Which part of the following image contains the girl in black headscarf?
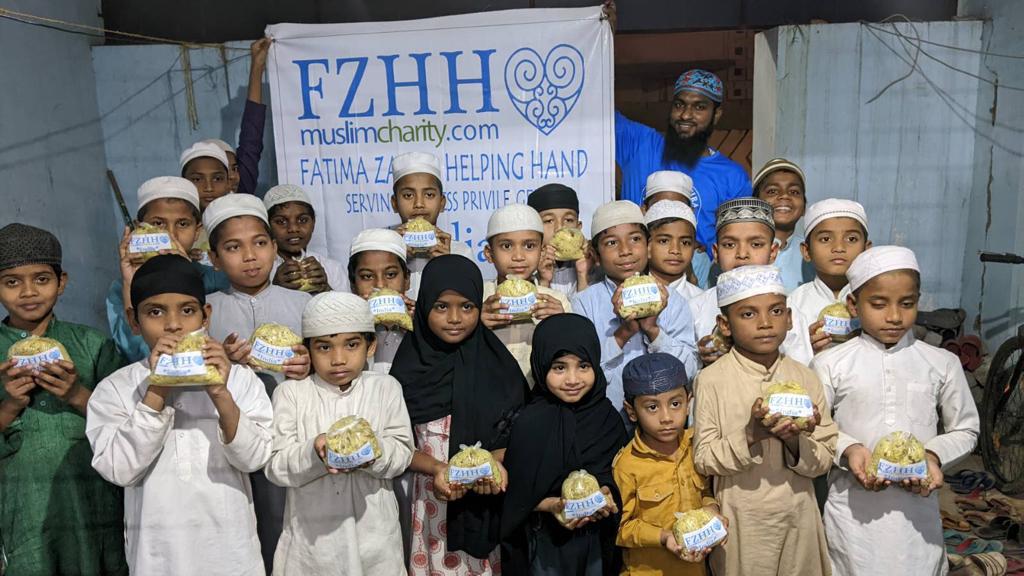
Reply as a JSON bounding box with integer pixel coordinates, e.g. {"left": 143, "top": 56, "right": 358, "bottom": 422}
{"left": 391, "top": 255, "right": 528, "bottom": 575}
{"left": 500, "top": 313, "right": 628, "bottom": 575}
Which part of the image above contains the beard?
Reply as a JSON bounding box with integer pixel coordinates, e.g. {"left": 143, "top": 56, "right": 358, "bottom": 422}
{"left": 662, "top": 121, "right": 713, "bottom": 169}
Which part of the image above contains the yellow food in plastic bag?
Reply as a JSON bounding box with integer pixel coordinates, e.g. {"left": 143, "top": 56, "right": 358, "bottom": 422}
{"left": 763, "top": 380, "right": 814, "bottom": 430}
{"left": 817, "top": 302, "right": 857, "bottom": 343}
{"left": 448, "top": 442, "right": 502, "bottom": 485}
{"left": 325, "top": 415, "right": 382, "bottom": 469}
{"left": 710, "top": 326, "right": 732, "bottom": 355}
{"left": 404, "top": 217, "right": 438, "bottom": 252}
{"left": 617, "top": 274, "right": 664, "bottom": 319}
{"left": 7, "top": 336, "right": 69, "bottom": 368}
{"left": 249, "top": 323, "right": 302, "bottom": 373}
{"left": 129, "top": 222, "right": 173, "bottom": 261}
{"left": 672, "top": 508, "right": 727, "bottom": 552}
{"left": 368, "top": 288, "right": 413, "bottom": 331}
{"left": 870, "top": 431, "right": 929, "bottom": 482}
{"left": 496, "top": 275, "right": 537, "bottom": 322}
{"left": 149, "top": 331, "right": 223, "bottom": 386}
{"left": 551, "top": 227, "right": 587, "bottom": 261}
{"left": 561, "top": 469, "right": 601, "bottom": 500}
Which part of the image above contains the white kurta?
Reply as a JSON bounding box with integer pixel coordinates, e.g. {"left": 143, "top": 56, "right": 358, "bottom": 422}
{"left": 86, "top": 362, "right": 273, "bottom": 576}
{"left": 265, "top": 372, "right": 414, "bottom": 576}
{"left": 670, "top": 276, "right": 704, "bottom": 302}
{"left": 788, "top": 277, "right": 852, "bottom": 328}
{"left": 690, "top": 284, "right": 815, "bottom": 366}
{"left": 811, "top": 332, "right": 980, "bottom": 576}
{"left": 272, "top": 250, "right": 351, "bottom": 294}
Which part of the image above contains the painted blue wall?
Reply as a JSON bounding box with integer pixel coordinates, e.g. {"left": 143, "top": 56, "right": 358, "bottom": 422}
{"left": 0, "top": 0, "right": 119, "bottom": 330}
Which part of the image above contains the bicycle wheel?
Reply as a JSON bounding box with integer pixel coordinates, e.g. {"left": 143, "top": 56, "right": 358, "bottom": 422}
{"left": 981, "top": 336, "right": 1024, "bottom": 491}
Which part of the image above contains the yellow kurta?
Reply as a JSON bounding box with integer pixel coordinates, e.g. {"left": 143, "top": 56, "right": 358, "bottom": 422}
{"left": 693, "top": 350, "right": 837, "bottom": 576}
{"left": 482, "top": 280, "right": 572, "bottom": 386}
{"left": 613, "top": 428, "right": 714, "bottom": 576}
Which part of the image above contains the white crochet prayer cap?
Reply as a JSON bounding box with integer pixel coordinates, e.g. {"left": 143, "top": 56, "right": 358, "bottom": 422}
{"left": 179, "top": 141, "right": 230, "bottom": 172}
{"left": 202, "top": 194, "right": 268, "bottom": 234}
{"left": 717, "top": 265, "right": 786, "bottom": 307}
{"left": 715, "top": 198, "right": 775, "bottom": 232}
{"left": 487, "top": 204, "right": 544, "bottom": 238}
{"left": 350, "top": 228, "right": 407, "bottom": 262}
{"left": 201, "top": 138, "right": 235, "bottom": 156}
{"left": 644, "top": 171, "right": 693, "bottom": 202}
{"left": 803, "top": 198, "right": 868, "bottom": 236}
{"left": 137, "top": 176, "right": 200, "bottom": 211}
{"left": 644, "top": 200, "right": 697, "bottom": 229}
{"left": 591, "top": 200, "right": 644, "bottom": 239}
{"left": 846, "top": 245, "right": 919, "bottom": 292}
{"left": 303, "top": 291, "right": 374, "bottom": 337}
{"left": 263, "top": 184, "right": 312, "bottom": 212}
{"left": 391, "top": 151, "right": 442, "bottom": 183}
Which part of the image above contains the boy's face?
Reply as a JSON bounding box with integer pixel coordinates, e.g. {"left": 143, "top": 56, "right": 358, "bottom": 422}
{"left": 849, "top": 270, "right": 919, "bottom": 346}
{"left": 643, "top": 191, "right": 691, "bottom": 210}
{"left": 538, "top": 208, "right": 580, "bottom": 244}
{"left": 0, "top": 264, "right": 66, "bottom": 328}
{"left": 713, "top": 221, "right": 777, "bottom": 273}
{"left": 427, "top": 290, "right": 480, "bottom": 345}
{"left": 209, "top": 216, "right": 277, "bottom": 292}
{"left": 801, "top": 218, "right": 870, "bottom": 279}
{"left": 269, "top": 202, "right": 315, "bottom": 257}
{"left": 484, "top": 231, "right": 543, "bottom": 280}
{"left": 309, "top": 333, "right": 376, "bottom": 389}
{"left": 391, "top": 173, "right": 445, "bottom": 225}
{"left": 141, "top": 198, "right": 200, "bottom": 254}
{"left": 595, "top": 223, "right": 648, "bottom": 282}
{"left": 545, "top": 353, "right": 595, "bottom": 404}
{"left": 719, "top": 293, "right": 791, "bottom": 358}
{"left": 756, "top": 170, "right": 805, "bottom": 231}
{"left": 226, "top": 151, "right": 239, "bottom": 192}
{"left": 648, "top": 220, "right": 696, "bottom": 280}
{"left": 183, "top": 158, "right": 230, "bottom": 209}
{"left": 352, "top": 251, "right": 409, "bottom": 297}
{"left": 129, "top": 293, "right": 210, "bottom": 348}
{"left": 625, "top": 387, "right": 689, "bottom": 446}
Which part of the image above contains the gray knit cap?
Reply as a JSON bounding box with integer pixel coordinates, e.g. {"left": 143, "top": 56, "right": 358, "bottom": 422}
{"left": 0, "top": 223, "right": 62, "bottom": 272}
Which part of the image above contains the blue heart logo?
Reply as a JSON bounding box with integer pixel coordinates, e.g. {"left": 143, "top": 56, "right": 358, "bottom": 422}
{"left": 504, "top": 44, "right": 585, "bottom": 136}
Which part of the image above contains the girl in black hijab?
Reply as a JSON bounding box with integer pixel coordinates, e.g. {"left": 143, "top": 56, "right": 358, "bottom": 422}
{"left": 391, "top": 255, "right": 528, "bottom": 574}
{"left": 500, "top": 313, "right": 628, "bottom": 575}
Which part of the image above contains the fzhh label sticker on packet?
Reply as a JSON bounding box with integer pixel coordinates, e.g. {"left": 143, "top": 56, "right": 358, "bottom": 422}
{"left": 250, "top": 338, "right": 295, "bottom": 367}
{"left": 500, "top": 293, "right": 537, "bottom": 315}
{"left": 327, "top": 441, "right": 377, "bottom": 469}
{"left": 154, "top": 351, "right": 207, "bottom": 378}
{"left": 621, "top": 284, "right": 661, "bottom": 308}
{"left": 563, "top": 491, "right": 607, "bottom": 519}
{"left": 12, "top": 347, "right": 64, "bottom": 368}
{"left": 766, "top": 393, "right": 815, "bottom": 418}
{"left": 404, "top": 230, "right": 437, "bottom": 249}
{"left": 369, "top": 295, "right": 407, "bottom": 316}
{"left": 682, "top": 517, "right": 728, "bottom": 552}
{"left": 876, "top": 458, "right": 928, "bottom": 481}
{"left": 448, "top": 462, "right": 493, "bottom": 484}
{"left": 129, "top": 233, "right": 173, "bottom": 254}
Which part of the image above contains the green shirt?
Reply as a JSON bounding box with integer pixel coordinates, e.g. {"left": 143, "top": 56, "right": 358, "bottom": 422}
{"left": 0, "top": 317, "right": 128, "bottom": 576}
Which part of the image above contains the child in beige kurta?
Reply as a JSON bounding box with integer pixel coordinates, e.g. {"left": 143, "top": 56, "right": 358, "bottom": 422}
{"left": 692, "top": 265, "right": 837, "bottom": 576}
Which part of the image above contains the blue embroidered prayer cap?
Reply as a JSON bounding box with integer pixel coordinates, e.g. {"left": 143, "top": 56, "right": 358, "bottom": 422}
{"left": 673, "top": 69, "right": 724, "bottom": 104}
{"left": 623, "top": 352, "right": 690, "bottom": 401}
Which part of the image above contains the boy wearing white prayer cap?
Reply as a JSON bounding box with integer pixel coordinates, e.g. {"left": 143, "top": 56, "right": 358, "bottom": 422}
{"left": 643, "top": 199, "right": 702, "bottom": 301}
{"left": 643, "top": 171, "right": 715, "bottom": 288}
{"left": 180, "top": 141, "right": 232, "bottom": 210}
{"left": 348, "top": 228, "right": 413, "bottom": 375}
{"left": 789, "top": 199, "right": 871, "bottom": 354}
{"left": 811, "top": 246, "right": 979, "bottom": 576}
{"left": 480, "top": 203, "right": 571, "bottom": 386}
{"left": 389, "top": 152, "right": 475, "bottom": 297}
{"left": 265, "top": 291, "right": 413, "bottom": 576}
{"left": 263, "top": 184, "right": 349, "bottom": 294}
{"left": 571, "top": 200, "right": 698, "bottom": 420}
{"left": 693, "top": 264, "right": 836, "bottom": 576}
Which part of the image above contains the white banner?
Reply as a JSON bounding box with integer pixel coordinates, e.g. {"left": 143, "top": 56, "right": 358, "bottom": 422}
{"left": 265, "top": 7, "right": 614, "bottom": 276}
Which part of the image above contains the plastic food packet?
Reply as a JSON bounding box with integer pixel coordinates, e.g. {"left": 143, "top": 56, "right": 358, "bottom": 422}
{"left": 369, "top": 288, "right": 413, "bottom": 331}
{"left": 551, "top": 227, "right": 587, "bottom": 261}
{"left": 325, "top": 415, "right": 382, "bottom": 469}
{"left": 149, "top": 330, "right": 223, "bottom": 386}
{"left": 763, "top": 381, "right": 815, "bottom": 430}
{"left": 616, "top": 274, "right": 664, "bottom": 319}
{"left": 870, "top": 431, "right": 929, "bottom": 482}
{"left": 288, "top": 256, "right": 318, "bottom": 293}
{"left": 403, "top": 217, "right": 437, "bottom": 252}
{"left": 495, "top": 275, "right": 537, "bottom": 322}
{"left": 560, "top": 469, "right": 607, "bottom": 520}
{"left": 128, "top": 222, "right": 173, "bottom": 261}
{"left": 7, "top": 336, "right": 69, "bottom": 369}
{"left": 249, "top": 323, "right": 302, "bottom": 373}
{"left": 672, "top": 508, "right": 728, "bottom": 552}
{"left": 817, "top": 302, "right": 859, "bottom": 343}
{"left": 192, "top": 228, "right": 212, "bottom": 266}
{"left": 709, "top": 326, "right": 732, "bottom": 355}
{"left": 448, "top": 441, "right": 502, "bottom": 485}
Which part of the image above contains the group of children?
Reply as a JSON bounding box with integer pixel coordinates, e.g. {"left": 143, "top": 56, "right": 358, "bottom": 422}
{"left": 0, "top": 138, "right": 980, "bottom": 576}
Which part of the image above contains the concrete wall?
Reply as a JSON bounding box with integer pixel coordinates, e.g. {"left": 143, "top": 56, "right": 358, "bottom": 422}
{"left": 0, "top": 0, "right": 118, "bottom": 330}
{"left": 958, "top": 0, "right": 1024, "bottom": 344}
{"left": 753, "top": 21, "right": 984, "bottom": 311}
